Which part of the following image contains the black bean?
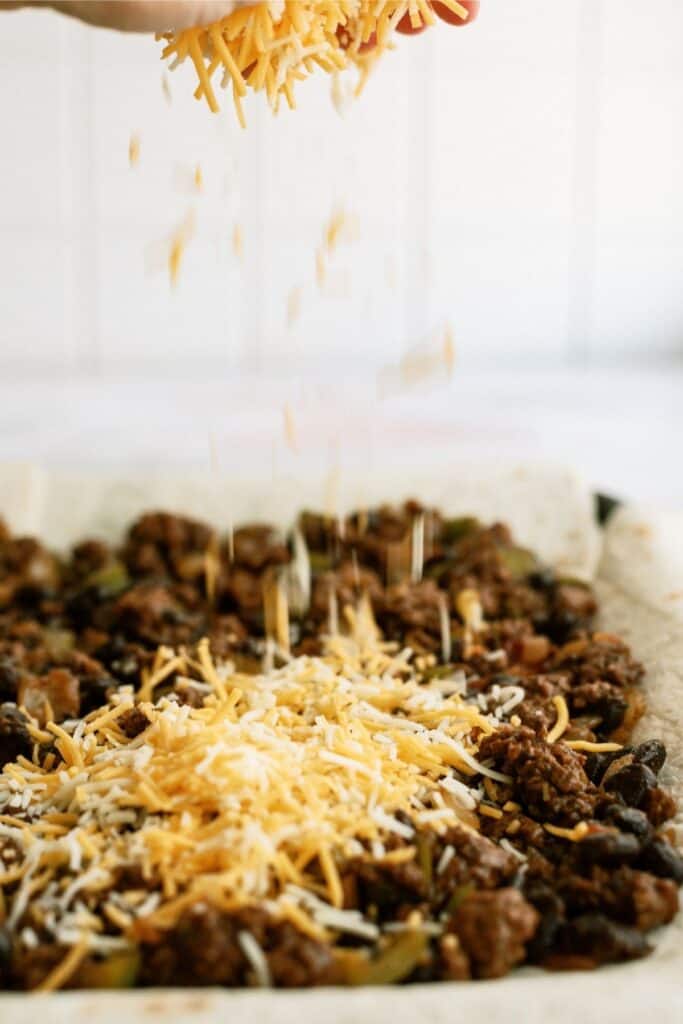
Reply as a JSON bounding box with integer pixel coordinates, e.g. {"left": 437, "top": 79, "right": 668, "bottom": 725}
{"left": 595, "top": 493, "right": 621, "bottom": 526}
{"left": 545, "top": 611, "right": 580, "bottom": 644}
{"left": 578, "top": 831, "right": 641, "bottom": 866}
{"left": 604, "top": 806, "right": 653, "bottom": 841}
{"left": 638, "top": 839, "right": 683, "bottom": 884}
{"left": 585, "top": 747, "right": 632, "bottom": 785}
{"left": 0, "top": 926, "right": 10, "bottom": 964}
{"left": 559, "top": 914, "right": 649, "bottom": 964}
{"left": 529, "top": 568, "right": 556, "bottom": 592}
{"left": 603, "top": 763, "right": 657, "bottom": 807}
{"left": 633, "top": 740, "right": 667, "bottom": 775}
{"left": 594, "top": 697, "right": 627, "bottom": 735}
{"left": 79, "top": 676, "right": 116, "bottom": 715}
{"left": 523, "top": 882, "right": 565, "bottom": 961}
{"left": 585, "top": 752, "right": 611, "bottom": 784}
{"left": 0, "top": 925, "right": 11, "bottom": 987}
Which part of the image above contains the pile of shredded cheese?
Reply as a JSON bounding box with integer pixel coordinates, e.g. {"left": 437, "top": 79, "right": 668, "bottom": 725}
{"left": 159, "top": 0, "right": 471, "bottom": 124}
{"left": 0, "top": 635, "right": 508, "bottom": 965}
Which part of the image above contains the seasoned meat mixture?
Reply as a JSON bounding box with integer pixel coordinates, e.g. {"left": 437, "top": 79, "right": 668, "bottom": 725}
{"left": 0, "top": 503, "right": 680, "bottom": 993}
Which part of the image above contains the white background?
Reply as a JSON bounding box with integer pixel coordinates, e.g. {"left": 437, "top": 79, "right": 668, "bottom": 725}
{"left": 0, "top": 1, "right": 681, "bottom": 503}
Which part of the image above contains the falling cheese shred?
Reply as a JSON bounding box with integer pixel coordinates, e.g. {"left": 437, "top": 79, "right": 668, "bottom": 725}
{"left": 159, "top": 1, "right": 470, "bottom": 122}
{"left": 128, "top": 133, "right": 141, "bottom": 168}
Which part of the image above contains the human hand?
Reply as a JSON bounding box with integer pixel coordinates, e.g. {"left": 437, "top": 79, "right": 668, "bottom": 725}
{"left": 3, "top": 1, "right": 480, "bottom": 34}
{"left": 397, "top": 0, "right": 480, "bottom": 34}
{"left": 1, "top": 1, "right": 238, "bottom": 32}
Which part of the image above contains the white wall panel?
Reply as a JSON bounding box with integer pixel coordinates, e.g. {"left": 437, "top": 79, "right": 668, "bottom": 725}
{"left": 430, "top": 1, "right": 580, "bottom": 364}
{"left": 591, "top": 0, "right": 683, "bottom": 359}
{"left": 0, "top": 1, "right": 682, "bottom": 374}
{"left": 0, "top": 235, "right": 69, "bottom": 366}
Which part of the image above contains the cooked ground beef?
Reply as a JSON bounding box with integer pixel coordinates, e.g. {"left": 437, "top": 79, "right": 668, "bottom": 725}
{"left": 435, "top": 828, "right": 519, "bottom": 893}
{"left": 478, "top": 726, "right": 602, "bottom": 826}
{"left": 139, "top": 905, "right": 334, "bottom": 988}
{"left": 117, "top": 705, "right": 150, "bottom": 739}
{"left": 447, "top": 888, "right": 539, "bottom": 979}
{"left": 0, "top": 503, "right": 679, "bottom": 991}
{"left": 122, "top": 512, "right": 213, "bottom": 582}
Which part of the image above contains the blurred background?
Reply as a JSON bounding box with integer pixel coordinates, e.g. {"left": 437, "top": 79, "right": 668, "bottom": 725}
{"left": 0, "top": 0, "right": 681, "bottom": 504}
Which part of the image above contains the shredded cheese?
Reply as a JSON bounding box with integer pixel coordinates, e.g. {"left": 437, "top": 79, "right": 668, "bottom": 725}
{"left": 168, "top": 210, "right": 196, "bottom": 289}
{"left": 546, "top": 695, "right": 570, "bottom": 745}
{"left": 159, "top": 2, "right": 470, "bottom": 122}
{"left": 544, "top": 821, "right": 590, "bottom": 842}
{"left": 238, "top": 929, "right": 272, "bottom": 987}
{"left": 0, "top": 635, "right": 502, "bottom": 972}
{"left": 232, "top": 223, "right": 244, "bottom": 261}
{"left": 128, "top": 134, "right": 140, "bottom": 168}
{"left": 34, "top": 934, "right": 90, "bottom": 993}
{"left": 565, "top": 740, "right": 623, "bottom": 753}
{"left": 286, "top": 286, "right": 302, "bottom": 327}
{"left": 377, "top": 323, "right": 457, "bottom": 397}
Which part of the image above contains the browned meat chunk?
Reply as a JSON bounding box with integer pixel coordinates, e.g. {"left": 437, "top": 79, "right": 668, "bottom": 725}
{"left": 0, "top": 536, "right": 60, "bottom": 609}
{"left": 479, "top": 726, "right": 600, "bottom": 825}
{"left": 232, "top": 525, "right": 289, "bottom": 573}
{"left": 298, "top": 511, "right": 340, "bottom": 553}
{"left": 0, "top": 704, "right": 32, "bottom": 768}
{"left": 642, "top": 786, "right": 677, "bottom": 826}
{"left": 554, "top": 582, "right": 597, "bottom": 617}
{"left": 309, "top": 562, "right": 383, "bottom": 625}
{"left": 123, "top": 512, "right": 213, "bottom": 580}
{"left": 629, "top": 870, "right": 680, "bottom": 930}
{"left": 140, "top": 904, "right": 248, "bottom": 987}
{"left": 267, "top": 921, "right": 335, "bottom": 987}
{"left": 569, "top": 680, "right": 628, "bottom": 735}
{"left": 376, "top": 579, "right": 445, "bottom": 649}
{"left": 112, "top": 584, "right": 199, "bottom": 647}
{"left": 435, "top": 827, "right": 519, "bottom": 893}
{"left": 18, "top": 667, "right": 80, "bottom": 724}
{"left": 552, "top": 635, "right": 644, "bottom": 692}
{"left": 139, "top": 904, "right": 333, "bottom": 988}
{"left": 118, "top": 706, "right": 151, "bottom": 739}
{"left": 350, "top": 850, "right": 427, "bottom": 916}
{"left": 448, "top": 888, "right": 539, "bottom": 979}
{"left": 6, "top": 944, "right": 65, "bottom": 991}
{"left": 438, "top": 933, "right": 471, "bottom": 980}
{"left": 206, "top": 614, "right": 249, "bottom": 659}
{"left": 224, "top": 569, "right": 266, "bottom": 625}
{"left": 556, "top": 863, "right": 676, "bottom": 928}
{"left": 67, "top": 539, "right": 112, "bottom": 581}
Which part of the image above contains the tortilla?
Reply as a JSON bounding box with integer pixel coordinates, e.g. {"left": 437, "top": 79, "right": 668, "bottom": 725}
{"left": 0, "top": 464, "right": 681, "bottom": 1023}
{"left": 1, "top": 462, "right": 601, "bottom": 576}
